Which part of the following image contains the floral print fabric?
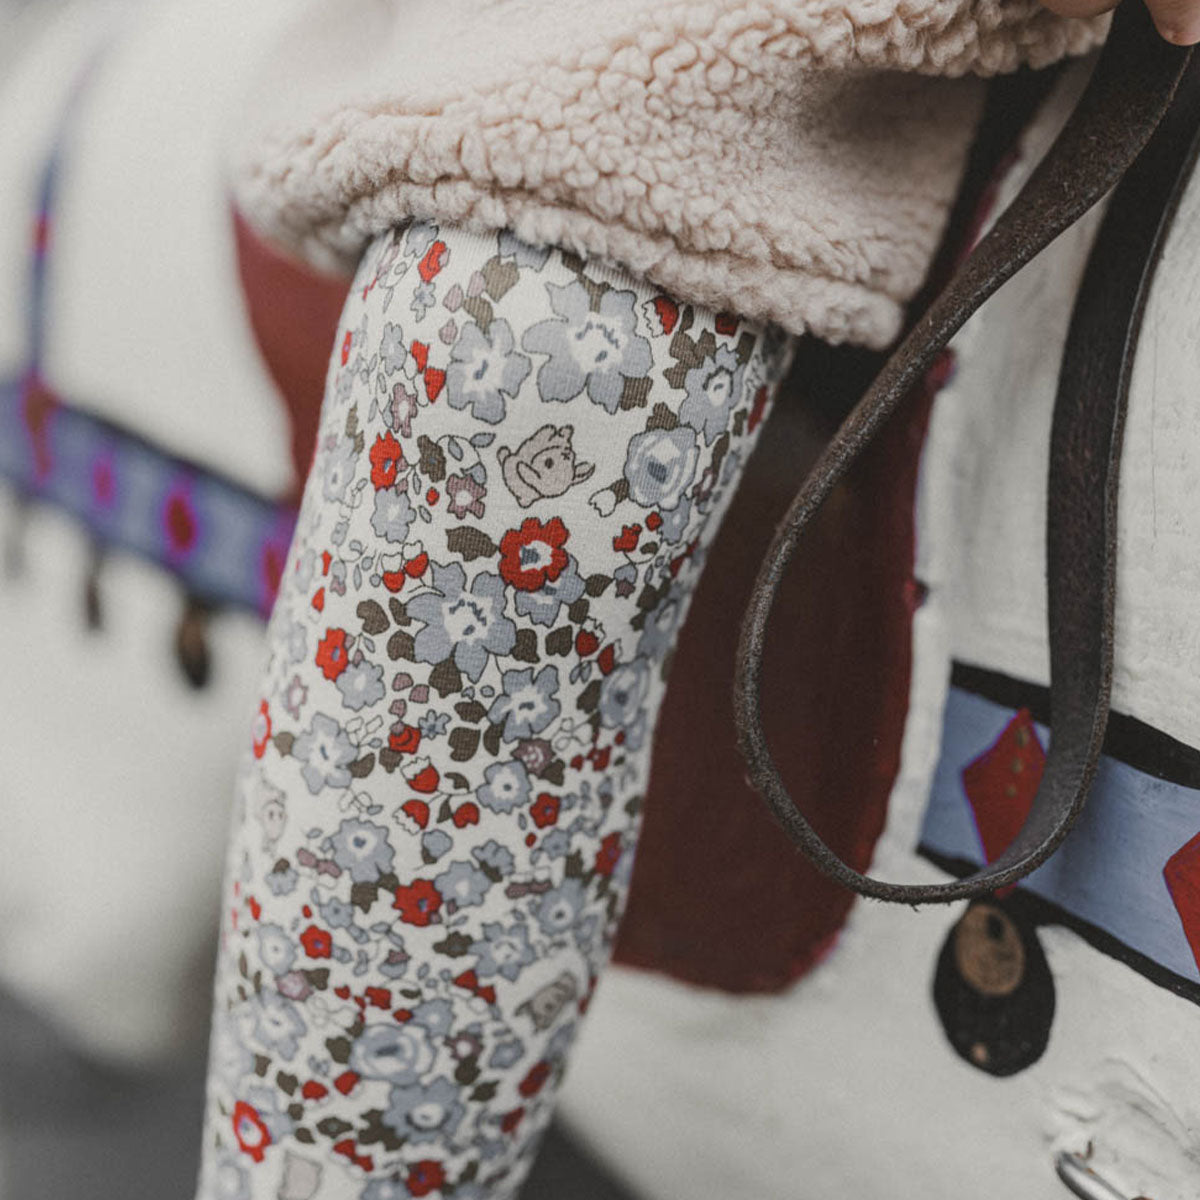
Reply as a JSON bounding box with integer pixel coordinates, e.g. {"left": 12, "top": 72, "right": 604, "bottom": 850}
{"left": 197, "top": 220, "right": 793, "bottom": 1200}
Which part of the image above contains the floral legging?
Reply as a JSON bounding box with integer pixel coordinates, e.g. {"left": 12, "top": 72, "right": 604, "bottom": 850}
{"left": 197, "top": 221, "right": 794, "bottom": 1200}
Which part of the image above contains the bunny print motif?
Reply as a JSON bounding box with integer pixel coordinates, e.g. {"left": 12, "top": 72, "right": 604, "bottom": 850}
{"left": 497, "top": 425, "right": 594, "bottom": 507}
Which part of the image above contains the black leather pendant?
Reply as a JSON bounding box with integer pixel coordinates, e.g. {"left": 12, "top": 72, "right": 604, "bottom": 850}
{"left": 932, "top": 898, "right": 1055, "bottom": 1077}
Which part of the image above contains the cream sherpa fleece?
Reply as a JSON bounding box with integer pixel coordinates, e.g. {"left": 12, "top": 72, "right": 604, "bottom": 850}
{"left": 229, "top": 0, "right": 1105, "bottom": 348}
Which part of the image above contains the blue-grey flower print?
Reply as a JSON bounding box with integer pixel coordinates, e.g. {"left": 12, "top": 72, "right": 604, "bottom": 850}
{"left": 622, "top": 426, "right": 699, "bottom": 511}
{"left": 446, "top": 320, "right": 530, "bottom": 425}
{"left": 407, "top": 563, "right": 516, "bottom": 682}
{"left": 328, "top": 818, "right": 395, "bottom": 882}
{"left": 680, "top": 344, "right": 744, "bottom": 445}
{"left": 522, "top": 281, "right": 652, "bottom": 413}
{"left": 476, "top": 760, "right": 532, "bottom": 815}
{"left": 487, "top": 666, "right": 561, "bottom": 742}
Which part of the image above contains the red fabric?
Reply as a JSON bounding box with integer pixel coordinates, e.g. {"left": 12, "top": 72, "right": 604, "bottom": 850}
{"left": 231, "top": 210, "right": 352, "bottom": 498}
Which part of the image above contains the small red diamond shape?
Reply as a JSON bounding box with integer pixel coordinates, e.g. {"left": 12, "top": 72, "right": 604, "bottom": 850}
{"left": 961, "top": 708, "right": 1047, "bottom": 863}
{"left": 1164, "top": 830, "right": 1200, "bottom": 974}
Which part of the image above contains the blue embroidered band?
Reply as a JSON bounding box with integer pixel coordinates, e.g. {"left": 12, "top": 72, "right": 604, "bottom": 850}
{"left": 0, "top": 40, "right": 297, "bottom": 617}
{"left": 919, "top": 663, "right": 1200, "bottom": 1007}
{"left": 0, "top": 374, "right": 296, "bottom": 616}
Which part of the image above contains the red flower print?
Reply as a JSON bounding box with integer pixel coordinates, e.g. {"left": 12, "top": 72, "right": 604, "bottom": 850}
{"left": 364, "top": 986, "right": 391, "bottom": 1009}
{"left": 340, "top": 330, "right": 352, "bottom": 366}
{"left": 315, "top": 627, "right": 349, "bottom": 680}
{"left": 530, "top": 792, "right": 560, "bottom": 828}
{"left": 424, "top": 367, "right": 445, "bottom": 402}
{"left": 301, "top": 1080, "right": 328, "bottom": 1100}
{"left": 418, "top": 240, "right": 448, "bottom": 282}
{"left": 594, "top": 832, "right": 622, "bottom": 876}
{"left": 612, "top": 523, "right": 641, "bottom": 553}
{"left": 369, "top": 431, "right": 405, "bottom": 489}
{"left": 252, "top": 700, "right": 271, "bottom": 759}
{"left": 400, "top": 799, "right": 430, "bottom": 829}
{"left": 402, "top": 755, "right": 440, "bottom": 793}
{"left": 393, "top": 879, "right": 442, "bottom": 926}
{"left": 389, "top": 723, "right": 422, "bottom": 754}
{"left": 300, "top": 924, "right": 333, "bottom": 959}
{"left": 518, "top": 1060, "right": 551, "bottom": 1097}
{"left": 498, "top": 517, "right": 569, "bottom": 592}
{"left": 232, "top": 1100, "right": 271, "bottom": 1163}
{"left": 453, "top": 968, "right": 496, "bottom": 1004}
{"left": 647, "top": 295, "right": 678, "bottom": 336}
{"left": 452, "top": 802, "right": 480, "bottom": 829}
{"left": 333, "top": 1138, "right": 374, "bottom": 1171}
{"left": 500, "top": 1107, "right": 525, "bottom": 1134}
{"left": 383, "top": 549, "right": 430, "bottom": 593}
{"left": 407, "top": 1160, "right": 446, "bottom": 1197}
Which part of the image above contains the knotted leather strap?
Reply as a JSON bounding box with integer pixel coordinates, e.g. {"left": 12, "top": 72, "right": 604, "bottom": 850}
{"left": 734, "top": 0, "right": 1199, "bottom": 903}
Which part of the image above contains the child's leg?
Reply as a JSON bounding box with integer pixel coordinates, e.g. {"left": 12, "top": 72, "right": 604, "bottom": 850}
{"left": 196, "top": 221, "right": 793, "bottom": 1200}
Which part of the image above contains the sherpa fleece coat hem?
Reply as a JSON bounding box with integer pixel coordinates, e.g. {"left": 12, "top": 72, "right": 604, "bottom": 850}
{"left": 228, "top": 0, "right": 1106, "bottom": 349}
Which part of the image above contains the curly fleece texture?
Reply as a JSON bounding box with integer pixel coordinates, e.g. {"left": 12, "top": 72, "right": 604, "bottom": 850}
{"left": 229, "top": 0, "right": 1106, "bottom": 348}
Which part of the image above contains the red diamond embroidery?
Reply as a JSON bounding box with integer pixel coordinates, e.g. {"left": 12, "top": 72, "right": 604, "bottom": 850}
{"left": 961, "top": 708, "right": 1046, "bottom": 863}
{"left": 1164, "top": 830, "right": 1200, "bottom": 974}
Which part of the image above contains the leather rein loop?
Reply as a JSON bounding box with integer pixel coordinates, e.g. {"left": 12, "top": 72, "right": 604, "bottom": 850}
{"left": 733, "top": 1, "right": 1197, "bottom": 904}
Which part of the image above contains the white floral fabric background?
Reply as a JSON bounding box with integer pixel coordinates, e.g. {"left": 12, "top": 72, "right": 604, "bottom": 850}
{"left": 198, "top": 220, "right": 793, "bottom": 1200}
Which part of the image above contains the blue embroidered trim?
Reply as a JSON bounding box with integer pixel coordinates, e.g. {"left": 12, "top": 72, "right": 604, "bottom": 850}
{"left": 0, "top": 38, "right": 297, "bottom": 617}
{"left": 919, "top": 666, "right": 1200, "bottom": 1005}
{"left": 0, "top": 374, "right": 296, "bottom": 615}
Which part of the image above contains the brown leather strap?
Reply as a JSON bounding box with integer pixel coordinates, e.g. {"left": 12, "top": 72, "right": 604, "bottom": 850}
{"left": 733, "top": 1, "right": 1198, "bottom": 904}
